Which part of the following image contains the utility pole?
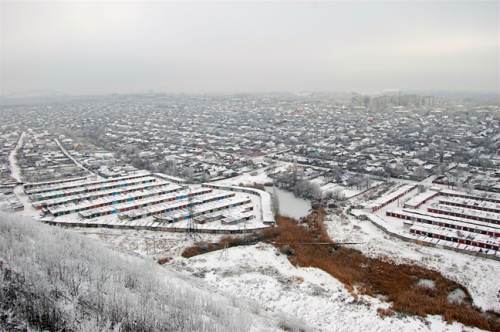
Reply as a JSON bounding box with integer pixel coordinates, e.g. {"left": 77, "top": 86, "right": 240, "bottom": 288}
{"left": 185, "top": 187, "right": 200, "bottom": 241}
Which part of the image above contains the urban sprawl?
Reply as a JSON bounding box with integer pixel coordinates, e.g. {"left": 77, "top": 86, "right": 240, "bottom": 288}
{"left": 0, "top": 92, "right": 499, "bottom": 258}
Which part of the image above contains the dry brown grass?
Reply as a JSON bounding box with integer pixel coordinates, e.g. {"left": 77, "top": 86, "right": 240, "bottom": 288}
{"left": 180, "top": 209, "right": 500, "bottom": 331}
{"left": 377, "top": 308, "right": 395, "bottom": 318}
{"left": 157, "top": 257, "right": 172, "bottom": 265}
{"left": 273, "top": 209, "right": 500, "bottom": 331}
{"left": 181, "top": 228, "right": 279, "bottom": 258}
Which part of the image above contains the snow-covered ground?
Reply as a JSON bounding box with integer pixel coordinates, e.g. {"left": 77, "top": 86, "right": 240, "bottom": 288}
{"left": 320, "top": 182, "right": 360, "bottom": 198}
{"left": 213, "top": 168, "right": 273, "bottom": 186}
{"left": 12, "top": 185, "right": 38, "bottom": 218}
{"left": 264, "top": 186, "right": 311, "bottom": 219}
{"left": 325, "top": 211, "right": 500, "bottom": 313}
{"left": 171, "top": 243, "right": 481, "bottom": 332}
{"left": 309, "top": 176, "right": 375, "bottom": 199}
{"left": 63, "top": 210, "right": 496, "bottom": 331}
{"left": 50, "top": 193, "right": 497, "bottom": 331}
{"left": 72, "top": 226, "right": 226, "bottom": 259}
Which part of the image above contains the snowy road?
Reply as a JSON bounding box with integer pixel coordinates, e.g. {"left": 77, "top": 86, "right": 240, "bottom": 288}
{"left": 13, "top": 185, "right": 38, "bottom": 218}
{"left": 8, "top": 132, "right": 24, "bottom": 182}
{"left": 7, "top": 132, "right": 38, "bottom": 217}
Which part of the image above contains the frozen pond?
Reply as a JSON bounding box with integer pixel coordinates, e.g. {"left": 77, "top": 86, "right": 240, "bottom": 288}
{"left": 265, "top": 186, "right": 311, "bottom": 219}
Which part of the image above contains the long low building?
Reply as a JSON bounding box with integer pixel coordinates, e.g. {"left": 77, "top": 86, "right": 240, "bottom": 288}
{"left": 33, "top": 180, "right": 178, "bottom": 209}
{"left": 120, "top": 191, "right": 238, "bottom": 221}
{"left": 23, "top": 176, "right": 88, "bottom": 190}
{"left": 31, "top": 176, "right": 157, "bottom": 201}
{"left": 386, "top": 209, "right": 500, "bottom": 238}
{"left": 153, "top": 197, "right": 252, "bottom": 223}
{"left": 368, "top": 184, "right": 417, "bottom": 212}
{"left": 25, "top": 171, "right": 151, "bottom": 195}
{"left": 410, "top": 223, "right": 499, "bottom": 252}
{"left": 438, "top": 197, "right": 500, "bottom": 214}
{"left": 203, "top": 183, "right": 275, "bottom": 224}
{"left": 427, "top": 204, "right": 500, "bottom": 225}
{"left": 403, "top": 190, "right": 440, "bottom": 209}
{"left": 78, "top": 188, "right": 216, "bottom": 219}
{"left": 440, "top": 189, "right": 500, "bottom": 204}
{"left": 47, "top": 184, "right": 187, "bottom": 217}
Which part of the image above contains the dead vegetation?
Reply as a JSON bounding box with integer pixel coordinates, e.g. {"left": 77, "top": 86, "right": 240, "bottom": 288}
{"left": 182, "top": 228, "right": 279, "bottom": 258}
{"left": 275, "top": 210, "right": 500, "bottom": 331}
{"left": 183, "top": 208, "right": 500, "bottom": 331}
{"left": 376, "top": 307, "right": 395, "bottom": 318}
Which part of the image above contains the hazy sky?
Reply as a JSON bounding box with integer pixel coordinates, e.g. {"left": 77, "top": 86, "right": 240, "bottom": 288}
{"left": 1, "top": 1, "right": 498, "bottom": 95}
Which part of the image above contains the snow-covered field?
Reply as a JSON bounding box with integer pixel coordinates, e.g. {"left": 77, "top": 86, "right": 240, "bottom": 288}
{"left": 172, "top": 243, "right": 480, "bottom": 332}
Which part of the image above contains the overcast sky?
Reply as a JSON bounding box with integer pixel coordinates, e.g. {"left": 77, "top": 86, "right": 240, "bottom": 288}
{"left": 1, "top": 1, "right": 498, "bottom": 95}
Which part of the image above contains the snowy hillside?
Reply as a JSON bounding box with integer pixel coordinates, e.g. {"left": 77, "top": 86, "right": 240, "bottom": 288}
{"left": 0, "top": 212, "right": 302, "bottom": 332}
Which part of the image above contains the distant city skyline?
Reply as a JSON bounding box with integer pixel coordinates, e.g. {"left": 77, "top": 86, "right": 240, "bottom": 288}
{"left": 1, "top": 1, "right": 498, "bottom": 95}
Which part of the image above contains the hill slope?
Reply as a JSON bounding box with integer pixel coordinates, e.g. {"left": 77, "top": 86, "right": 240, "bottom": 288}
{"left": 0, "top": 212, "right": 302, "bottom": 331}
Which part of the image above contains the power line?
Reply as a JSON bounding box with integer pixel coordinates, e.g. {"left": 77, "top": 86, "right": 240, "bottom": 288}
{"left": 185, "top": 186, "right": 200, "bottom": 241}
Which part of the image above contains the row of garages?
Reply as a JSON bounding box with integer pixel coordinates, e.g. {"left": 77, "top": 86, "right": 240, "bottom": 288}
{"left": 47, "top": 185, "right": 190, "bottom": 217}
{"left": 369, "top": 184, "right": 417, "bottom": 212}
{"left": 120, "top": 192, "right": 239, "bottom": 221}
{"left": 386, "top": 209, "right": 499, "bottom": 238}
{"left": 78, "top": 188, "right": 215, "bottom": 219}
{"left": 410, "top": 224, "right": 499, "bottom": 252}
{"left": 440, "top": 190, "right": 500, "bottom": 204}
{"left": 438, "top": 197, "right": 500, "bottom": 214}
{"left": 31, "top": 176, "right": 157, "bottom": 201}
{"left": 152, "top": 197, "right": 252, "bottom": 223}
{"left": 203, "top": 183, "right": 275, "bottom": 224}
{"left": 25, "top": 171, "right": 151, "bottom": 195}
{"left": 403, "top": 190, "right": 439, "bottom": 209}
{"left": 23, "top": 175, "right": 87, "bottom": 191}
{"left": 427, "top": 206, "right": 499, "bottom": 226}
{"left": 34, "top": 180, "right": 179, "bottom": 209}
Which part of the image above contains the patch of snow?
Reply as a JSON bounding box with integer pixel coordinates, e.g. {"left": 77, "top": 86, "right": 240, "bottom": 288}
{"left": 447, "top": 289, "right": 467, "bottom": 305}
{"left": 417, "top": 279, "right": 436, "bottom": 290}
